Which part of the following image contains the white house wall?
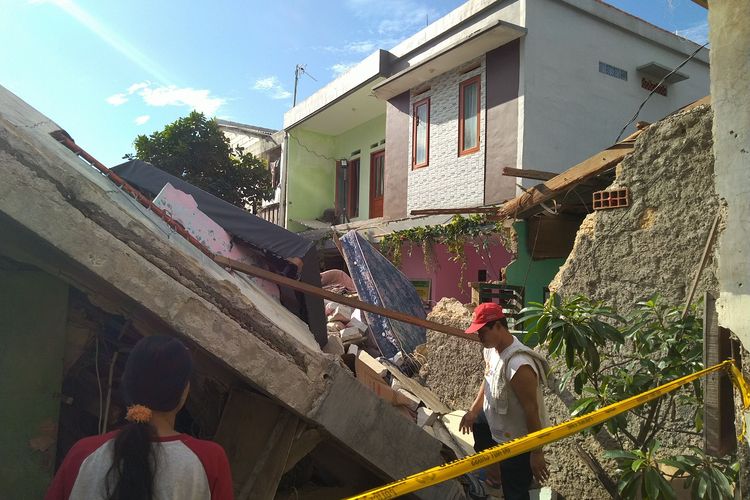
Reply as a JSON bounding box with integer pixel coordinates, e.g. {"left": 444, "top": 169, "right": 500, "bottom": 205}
{"left": 520, "top": 0, "right": 710, "bottom": 181}
{"left": 407, "top": 58, "right": 487, "bottom": 213}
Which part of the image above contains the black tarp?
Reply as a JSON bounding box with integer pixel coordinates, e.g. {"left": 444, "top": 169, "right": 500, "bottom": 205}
{"left": 112, "top": 159, "right": 327, "bottom": 347}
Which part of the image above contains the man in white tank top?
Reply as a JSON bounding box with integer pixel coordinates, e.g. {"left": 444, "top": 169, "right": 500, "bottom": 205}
{"left": 459, "top": 303, "right": 550, "bottom": 500}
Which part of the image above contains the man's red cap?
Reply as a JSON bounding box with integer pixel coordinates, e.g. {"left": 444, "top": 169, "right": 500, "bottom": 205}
{"left": 465, "top": 302, "right": 506, "bottom": 334}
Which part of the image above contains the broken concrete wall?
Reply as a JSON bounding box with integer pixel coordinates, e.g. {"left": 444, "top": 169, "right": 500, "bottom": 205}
{"left": 550, "top": 104, "right": 719, "bottom": 315}
{"left": 421, "top": 298, "right": 609, "bottom": 499}
{"left": 0, "top": 86, "right": 463, "bottom": 499}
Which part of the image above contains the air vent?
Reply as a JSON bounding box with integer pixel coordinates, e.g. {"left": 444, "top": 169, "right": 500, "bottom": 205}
{"left": 350, "top": 149, "right": 361, "bottom": 157}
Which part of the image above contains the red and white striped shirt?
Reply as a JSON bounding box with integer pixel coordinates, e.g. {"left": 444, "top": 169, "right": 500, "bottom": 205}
{"left": 46, "top": 431, "right": 233, "bottom": 500}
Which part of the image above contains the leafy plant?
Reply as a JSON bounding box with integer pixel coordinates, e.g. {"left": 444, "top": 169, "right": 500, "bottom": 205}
{"left": 605, "top": 441, "right": 676, "bottom": 500}
{"left": 520, "top": 294, "right": 738, "bottom": 499}
{"left": 378, "top": 214, "right": 514, "bottom": 289}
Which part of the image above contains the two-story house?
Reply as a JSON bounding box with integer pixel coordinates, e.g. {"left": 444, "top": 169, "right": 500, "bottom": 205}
{"left": 280, "top": 0, "right": 710, "bottom": 304}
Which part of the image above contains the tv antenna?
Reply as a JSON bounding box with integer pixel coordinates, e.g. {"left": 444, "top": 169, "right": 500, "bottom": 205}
{"left": 293, "top": 64, "right": 317, "bottom": 106}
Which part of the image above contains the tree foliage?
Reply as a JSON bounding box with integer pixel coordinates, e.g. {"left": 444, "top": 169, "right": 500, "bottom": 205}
{"left": 131, "top": 111, "right": 273, "bottom": 212}
{"left": 519, "top": 295, "right": 738, "bottom": 499}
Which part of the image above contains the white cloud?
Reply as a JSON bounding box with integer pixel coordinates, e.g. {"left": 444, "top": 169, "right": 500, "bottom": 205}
{"left": 345, "top": 41, "right": 376, "bottom": 53}
{"left": 127, "top": 82, "right": 150, "bottom": 94}
{"left": 345, "top": 0, "right": 440, "bottom": 38}
{"left": 253, "top": 76, "right": 292, "bottom": 100}
{"left": 106, "top": 93, "right": 128, "bottom": 106}
{"left": 107, "top": 82, "right": 226, "bottom": 116}
{"left": 134, "top": 115, "right": 150, "bottom": 125}
{"left": 331, "top": 63, "right": 356, "bottom": 76}
{"left": 675, "top": 21, "right": 709, "bottom": 45}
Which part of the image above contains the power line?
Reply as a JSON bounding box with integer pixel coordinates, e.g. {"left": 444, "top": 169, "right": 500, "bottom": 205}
{"left": 615, "top": 41, "right": 709, "bottom": 143}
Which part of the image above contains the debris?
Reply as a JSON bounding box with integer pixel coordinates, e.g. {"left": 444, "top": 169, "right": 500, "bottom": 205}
{"left": 437, "top": 411, "right": 475, "bottom": 457}
{"left": 328, "top": 305, "right": 354, "bottom": 323}
{"left": 323, "top": 335, "right": 345, "bottom": 356}
{"left": 357, "top": 351, "right": 388, "bottom": 378}
{"left": 397, "top": 389, "right": 421, "bottom": 411}
{"left": 341, "top": 327, "right": 365, "bottom": 343}
{"left": 417, "top": 408, "right": 438, "bottom": 428}
{"left": 347, "top": 316, "right": 368, "bottom": 333}
{"left": 389, "top": 351, "right": 405, "bottom": 367}
{"left": 327, "top": 321, "right": 346, "bottom": 332}
{"left": 321, "top": 269, "right": 356, "bottom": 294}
{"left": 347, "top": 344, "right": 359, "bottom": 356}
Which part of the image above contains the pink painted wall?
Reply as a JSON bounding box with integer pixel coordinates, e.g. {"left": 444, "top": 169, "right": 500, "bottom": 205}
{"left": 397, "top": 238, "right": 514, "bottom": 305}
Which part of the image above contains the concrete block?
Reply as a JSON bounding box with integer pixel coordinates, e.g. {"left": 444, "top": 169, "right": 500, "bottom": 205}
{"left": 417, "top": 407, "right": 438, "bottom": 427}
{"left": 346, "top": 344, "right": 359, "bottom": 356}
{"left": 357, "top": 350, "right": 388, "bottom": 378}
{"left": 327, "top": 321, "right": 346, "bottom": 332}
{"left": 328, "top": 304, "right": 354, "bottom": 323}
{"left": 397, "top": 388, "right": 421, "bottom": 411}
{"left": 341, "top": 327, "right": 365, "bottom": 343}
{"left": 347, "top": 316, "right": 368, "bottom": 332}
{"left": 323, "top": 335, "right": 345, "bottom": 356}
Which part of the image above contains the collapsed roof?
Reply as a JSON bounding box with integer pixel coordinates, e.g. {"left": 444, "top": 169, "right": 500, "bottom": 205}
{"left": 0, "top": 85, "right": 464, "bottom": 499}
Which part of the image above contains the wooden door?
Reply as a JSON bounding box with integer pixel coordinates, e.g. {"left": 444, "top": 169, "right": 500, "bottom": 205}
{"left": 369, "top": 150, "right": 385, "bottom": 218}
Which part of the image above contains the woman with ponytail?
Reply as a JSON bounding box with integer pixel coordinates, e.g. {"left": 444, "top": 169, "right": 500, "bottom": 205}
{"left": 46, "top": 336, "right": 233, "bottom": 500}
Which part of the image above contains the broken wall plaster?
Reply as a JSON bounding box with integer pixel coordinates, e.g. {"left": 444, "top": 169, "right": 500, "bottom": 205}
{"left": 550, "top": 104, "right": 719, "bottom": 316}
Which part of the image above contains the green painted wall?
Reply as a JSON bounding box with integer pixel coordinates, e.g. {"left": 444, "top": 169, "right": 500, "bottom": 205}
{"left": 505, "top": 220, "right": 567, "bottom": 307}
{"left": 0, "top": 268, "right": 69, "bottom": 498}
{"left": 286, "top": 128, "right": 336, "bottom": 233}
{"left": 333, "top": 114, "right": 386, "bottom": 222}
{"left": 286, "top": 114, "right": 386, "bottom": 232}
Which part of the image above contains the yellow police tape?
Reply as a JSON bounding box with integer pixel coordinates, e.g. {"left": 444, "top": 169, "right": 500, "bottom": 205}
{"left": 346, "top": 359, "right": 750, "bottom": 500}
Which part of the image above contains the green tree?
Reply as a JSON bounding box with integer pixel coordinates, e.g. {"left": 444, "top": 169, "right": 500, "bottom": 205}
{"left": 131, "top": 111, "right": 273, "bottom": 212}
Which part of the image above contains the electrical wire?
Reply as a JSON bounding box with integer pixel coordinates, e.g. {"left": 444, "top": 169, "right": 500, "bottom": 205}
{"left": 615, "top": 41, "right": 708, "bottom": 143}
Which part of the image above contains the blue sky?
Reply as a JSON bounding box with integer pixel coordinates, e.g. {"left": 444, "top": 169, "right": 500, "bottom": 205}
{"left": 0, "top": 0, "right": 708, "bottom": 166}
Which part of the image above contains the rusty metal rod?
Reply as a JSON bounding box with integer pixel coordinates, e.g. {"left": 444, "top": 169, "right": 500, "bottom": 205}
{"left": 214, "top": 255, "right": 479, "bottom": 343}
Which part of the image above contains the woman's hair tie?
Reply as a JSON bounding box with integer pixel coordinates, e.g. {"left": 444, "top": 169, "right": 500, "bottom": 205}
{"left": 125, "top": 404, "right": 153, "bottom": 424}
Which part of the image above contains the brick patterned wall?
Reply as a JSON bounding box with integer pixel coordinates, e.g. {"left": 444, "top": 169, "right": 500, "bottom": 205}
{"left": 407, "top": 57, "right": 487, "bottom": 213}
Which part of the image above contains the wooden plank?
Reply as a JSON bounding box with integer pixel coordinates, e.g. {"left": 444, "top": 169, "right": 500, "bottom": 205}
{"left": 703, "top": 293, "right": 736, "bottom": 457}
{"left": 382, "top": 363, "right": 453, "bottom": 414}
{"left": 683, "top": 212, "right": 721, "bottom": 318}
{"left": 502, "top": 167, "right": 557, "bottom": 182}
{"left": 238, "top": 411, "right": 298, "bottom": 500}
{"left": 497, "top": 130, "right": 642, "bottom": 219}
{"left": 213, "top": 255, "right": 479, "bottom": 343}
{"left": 410, "top": 207, "right": 501, "bottom": 216}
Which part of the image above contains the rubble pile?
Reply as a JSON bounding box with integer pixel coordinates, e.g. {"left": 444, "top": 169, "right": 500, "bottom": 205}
{"left": 419, "top": 298, "right": 483, "bottom": 410}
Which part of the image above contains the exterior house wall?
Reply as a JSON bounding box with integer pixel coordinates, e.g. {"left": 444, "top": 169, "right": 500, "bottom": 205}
{"left": 384, "top": 92, "right": 411, "bottom": 219}
{"left": 407, "top": 58, "right": 487, "bottom": 213}
{"left": 286, "top": 129, "right": 336, "bottom": 232}
{"left": 520, "top": 0, "right": 710, "bottom": 180}
{"left": 286, "top": 115, "right": 386, "bottom": 231}
{"left": 333, "top": 114, "right": 386, "bottom": 222}
{"left": 398, "top": 239, "right": 513, "bottom": 305}
{"left": 484, "top": 39, "right": 521, "bottom": 204}
{"left": 505, "top": 220, "right": 566, "bottom": 307}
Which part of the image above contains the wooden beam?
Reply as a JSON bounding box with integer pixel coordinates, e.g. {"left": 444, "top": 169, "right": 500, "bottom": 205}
{"left": 497, "top": 130, "right": 642, "bottom": 219}
{"left": 502, "top": 167, "right": 557, "bottom": 182}
{"left": 410, "top": 207, "right": 501, "bottom": 216}
{"left": 213, "top": 255, "right": 479, "bottom": 343}
{"left": 691, "top": 0, "right": 708, "bottom": 8}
